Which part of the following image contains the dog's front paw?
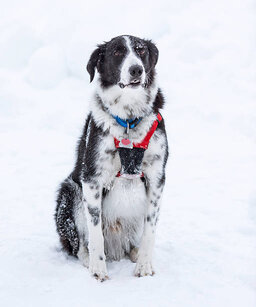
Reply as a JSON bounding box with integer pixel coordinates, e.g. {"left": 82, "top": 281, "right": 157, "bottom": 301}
{"left": 134, "top": 261, "right": 155, "bottom": 277}
{"left": 89, "top": 259, "right": 109, "bottom": 282}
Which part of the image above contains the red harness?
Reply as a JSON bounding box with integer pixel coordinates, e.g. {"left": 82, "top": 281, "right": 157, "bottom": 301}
{"left": 114, "top": 113, "right": 162, "bottom": 178}
{"left": 114, "top": 113, "right": 162, "bottom": 149}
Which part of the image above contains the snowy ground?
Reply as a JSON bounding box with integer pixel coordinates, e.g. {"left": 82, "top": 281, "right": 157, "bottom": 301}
{"left": 1, "top": 0, "right": 256, "bottom": 306}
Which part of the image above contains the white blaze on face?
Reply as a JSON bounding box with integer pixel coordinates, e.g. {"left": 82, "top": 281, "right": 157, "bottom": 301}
{"left": 120, "top": 36, "right": 146, "bottom": 86}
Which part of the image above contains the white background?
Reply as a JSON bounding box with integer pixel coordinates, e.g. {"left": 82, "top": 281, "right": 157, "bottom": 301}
{"left": 0, "top": 0, "right": 256, "bottom": 306}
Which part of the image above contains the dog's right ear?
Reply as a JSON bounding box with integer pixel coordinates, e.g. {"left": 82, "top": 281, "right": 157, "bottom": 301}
{"left": 86, "top": 44, "right": 105, "bottom": 83}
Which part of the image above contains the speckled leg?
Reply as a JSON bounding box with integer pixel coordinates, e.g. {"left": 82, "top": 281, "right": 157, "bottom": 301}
{"left": 135, "top": 180, "right": 164, "bottom": 277}
{"left": 82, "top": 182, "right": 109, "bottom": 281}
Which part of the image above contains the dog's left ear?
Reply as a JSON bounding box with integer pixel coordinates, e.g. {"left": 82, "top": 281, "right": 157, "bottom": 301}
{"left": 86, "top": 44, "right": 105, "bottom": 82}
{"left": 146, "top": 40, "right": 159, "bottom": 68}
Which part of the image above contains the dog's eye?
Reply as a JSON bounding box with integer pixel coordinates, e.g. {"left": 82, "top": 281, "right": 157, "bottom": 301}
{"left": 135, "top": 47, "right": 146, "bottom": 56}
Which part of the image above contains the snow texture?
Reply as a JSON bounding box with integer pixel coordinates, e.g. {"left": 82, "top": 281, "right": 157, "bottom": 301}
{"left": 0, "top": 0, "right": 256, "bottom": 306}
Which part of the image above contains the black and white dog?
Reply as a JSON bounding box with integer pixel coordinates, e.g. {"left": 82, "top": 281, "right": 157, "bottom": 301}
{"left": 55, "top": 35, "right": 168, "bottom": 281}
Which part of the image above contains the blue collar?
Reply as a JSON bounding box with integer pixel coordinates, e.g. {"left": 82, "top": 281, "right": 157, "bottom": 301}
{"left": 112, "top": 115, "right": 142, "bottom": 129}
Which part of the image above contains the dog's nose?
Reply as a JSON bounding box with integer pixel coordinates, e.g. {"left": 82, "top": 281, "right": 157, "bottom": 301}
{"left": 129, "top": 65, "right": 143, "bottom": 78}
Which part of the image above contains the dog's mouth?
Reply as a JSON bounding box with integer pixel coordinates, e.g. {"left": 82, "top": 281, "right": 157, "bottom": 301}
{"left": 119, "top": 79, "right": 141, "bottom": 89}
{"left": 129, "top": 79, "right": 141, "bottom": 87}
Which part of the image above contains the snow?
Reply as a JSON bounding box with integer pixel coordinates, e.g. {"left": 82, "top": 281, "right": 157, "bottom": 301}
{"left": 1, "top": 0, "right": 256, "bottom": 306}
{"left": 27, "top": 45, "right": 68, "bottom": 89}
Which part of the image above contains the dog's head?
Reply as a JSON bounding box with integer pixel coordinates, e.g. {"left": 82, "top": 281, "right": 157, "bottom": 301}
{"left": 87, "top": 35, "right": 159, "bottom": 118}
{"left": 87, "top": 35, "right": 158, "bottom": 89}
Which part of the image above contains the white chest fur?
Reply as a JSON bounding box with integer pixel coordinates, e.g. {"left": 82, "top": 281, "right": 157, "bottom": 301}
{"left": 102, "top": 177, "right": 147, "bottom": 224}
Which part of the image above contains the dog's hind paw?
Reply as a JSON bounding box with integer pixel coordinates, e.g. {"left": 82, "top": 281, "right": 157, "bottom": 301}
{"left": 129, "top": 247, "right": 139, "bottom": 263}
{"left": 77, "top": 245, "right": 89, "bottom": 268}
{"left": 134, "top": 261, "right": 155, "bottom": 277}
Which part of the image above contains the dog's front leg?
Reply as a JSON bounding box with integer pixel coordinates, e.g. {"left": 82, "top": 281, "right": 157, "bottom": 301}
{"left": 135, "top": 174, "right": 165, "bottom": 277}
{"left": 82, "top": 182, "right": 108, "bottom": 281}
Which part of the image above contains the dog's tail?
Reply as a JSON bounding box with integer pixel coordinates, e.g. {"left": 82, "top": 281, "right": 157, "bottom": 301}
{"left": 55, "top": 176, "right": 82, "bottom": 256}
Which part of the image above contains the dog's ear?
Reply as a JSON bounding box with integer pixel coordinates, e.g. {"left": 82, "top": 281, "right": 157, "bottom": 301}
{"left": 146, "top": 40, "right": 159, "bottom": 68}
{"left": 86, "top": 44, "right": 105, "bottom": 82}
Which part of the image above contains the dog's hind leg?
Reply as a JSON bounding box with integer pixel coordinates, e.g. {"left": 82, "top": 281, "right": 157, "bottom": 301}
{"left": 74, "top": 199, "right": 90, "bottom": 268}
{"left": 77, "top": 240, "right": 89, "bottom": 268}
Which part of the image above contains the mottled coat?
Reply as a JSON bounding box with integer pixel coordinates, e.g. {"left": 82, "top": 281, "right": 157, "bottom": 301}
{"left": 55, "top": 35, "right": 168, "bottom": 281}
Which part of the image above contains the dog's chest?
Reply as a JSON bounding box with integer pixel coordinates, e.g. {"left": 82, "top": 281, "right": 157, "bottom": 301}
{"left": 102, "top": 178, "right": 147, "bottom": 223}
{"left": 97, "top": 133, "right": 147, "bottom": 222}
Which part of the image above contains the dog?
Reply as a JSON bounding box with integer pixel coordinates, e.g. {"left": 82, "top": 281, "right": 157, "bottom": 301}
{"left": 55, "top": 35, "right": 169, "bottom": 281}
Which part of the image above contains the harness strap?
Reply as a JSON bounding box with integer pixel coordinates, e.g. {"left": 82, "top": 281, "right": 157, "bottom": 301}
{"left": 116, "top": 171, "right": 144, "bottom": 179}
{"left": 114, "top": 113, "right": 162, "bottom": 150}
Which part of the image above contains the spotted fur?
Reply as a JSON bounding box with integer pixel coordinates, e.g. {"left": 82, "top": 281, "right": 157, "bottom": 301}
{"left": 55, "top": 35, "right": 169, "bottom": 281}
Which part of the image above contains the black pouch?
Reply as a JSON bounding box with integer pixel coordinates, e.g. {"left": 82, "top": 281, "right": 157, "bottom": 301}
{"left": 118, "top": 147, "right": 145, "bottom": 175}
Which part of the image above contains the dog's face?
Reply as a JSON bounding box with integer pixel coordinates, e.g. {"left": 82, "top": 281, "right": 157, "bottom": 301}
{"left": 87, "top": 35, "right": 159, "bottom": 89}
